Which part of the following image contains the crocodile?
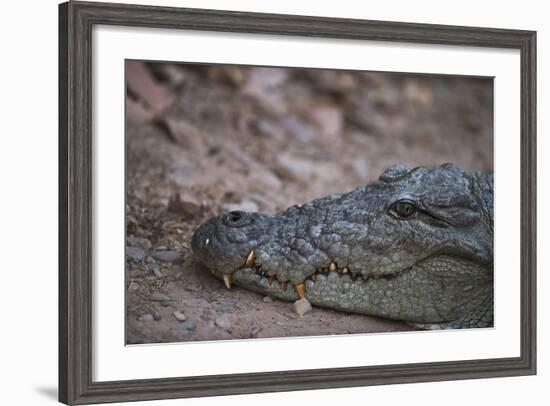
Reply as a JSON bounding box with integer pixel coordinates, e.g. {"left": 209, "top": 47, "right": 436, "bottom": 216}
{"left": 191, "top": 164, "right": 494, "bottom": 329}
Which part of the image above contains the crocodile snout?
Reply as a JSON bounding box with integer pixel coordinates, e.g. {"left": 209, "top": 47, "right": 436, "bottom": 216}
{"left": 191, "top": 211, "right": 278, "bottom": 279}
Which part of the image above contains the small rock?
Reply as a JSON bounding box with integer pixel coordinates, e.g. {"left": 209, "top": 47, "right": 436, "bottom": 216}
{"left": 242, "top": 68, "right": 288, "bottom": 114}
{"left": 139, "top": 314, "right": 154, "bottom": 322}
{"left": 161, "top": 118, "right": 206, "bottom": 152}
{"left": 179, "top": 319, "right": 196, "bottom": 332}
{"left": 152, "top": 250, "right": 183, "bottom": 263}
{"left": 147, "top": 261, "right": 162, "bottom": 278}
{"left": 215, "top": 315, "right": 232, "bottom": 330}
{"left": 127, "top": 236, "right": 152, "bottom": 250}
{"left": 126, "top": 98, "right": 154, "bottom": 125}
{"left": 127, "top": 246, "right": 145, "bottom": 261}
{"left": 404, "top": 79, "right": 433, "bottom": 108}
{"left": 167, "top": 193, "right": 202, "bottom": 218}
{"left": 150, "top": 292, "right": 172, "bottom": 302}
{"left": 262, "top": 296, "right": 273, "bottom": 303}
{"left": 126, "top": 61, "right": 175, "bottom": 114}
{"left": 293, "top": 297, "right": 312, "bottom": 317}
{"left": 311, "top": 106, "right": 343, "bottom": 138}
{"left": 282, "top": 116, "right": 317, "bottom": 143}
{"left": 127, "top": 281, "right": 139, "bottom": 292}
{"left": 151, "top": 63, "right": 191, "bottom": 86}
{"left": 173, "top": 310, "right": 187, "bottom": 322}
{"left": 276, "top": 153, "right": 317, "bottom": 182}
{"left": 244, "top": 192, "right": 277, "bottom": 211}
{"left": 249, "top": 118, "right": 280, "bottom": 139}
{"left": 153, "top": 311, "right": 162, "bottom": 321}
{"left": 248, "top": 168, "right": 283, "bottom": 191}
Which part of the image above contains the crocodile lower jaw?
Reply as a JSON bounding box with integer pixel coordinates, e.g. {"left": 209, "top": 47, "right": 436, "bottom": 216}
{"left": 217, "top": 249, "right": 401, "bottom": 301}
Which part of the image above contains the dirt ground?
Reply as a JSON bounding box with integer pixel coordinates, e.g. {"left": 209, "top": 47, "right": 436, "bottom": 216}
{"left": 125, "top": 61, "right": 493, "bottom": 344}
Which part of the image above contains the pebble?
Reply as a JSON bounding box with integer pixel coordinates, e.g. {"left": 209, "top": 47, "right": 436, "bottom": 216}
{"left": 215, "top": 315, "right": 232, "bottom": 330}
{"left": 167, "top": 193, "right": 201, "bottom": 218}
{"left": 153, "top": 311, "right": 161, "bottom": 321}
{"left": 127, "top": 281, "right": 139, "bottom": 292}
{"left": 127, "top": 236, "right": 152, "bottom": 250}
{"left": 127, "top": 246, "right": 145, "bottom": 261}
{"left": 276, "top": 153, "right": 317, "bottom": 182}
{"left": 293, "top": 298, "right": 312, "bottom": 317}
{"left": 262, "top": 296, "right": 273, "bottom": 303}
{"left": 173, "top": 310, "right": 187, "bottom": 322}
{"left": 179, "top": 320, "right": 196, "bottom": 332}
{"left": 282, "top": 116, "right": 317, "bottom": 143}
{"left": 139, "top": 314, "right": 154, "bottom": 322}
{"left": 152, "top": 250, "right": 183, "bottom": 263}
{"left": 311, "top": 106, "right": 343, "bottom": 138}
{"left": 147, "top": 261, "right": 162, "bottom": 278}
{"left": 150, "top": 292, "right": 172, "bottom": 302}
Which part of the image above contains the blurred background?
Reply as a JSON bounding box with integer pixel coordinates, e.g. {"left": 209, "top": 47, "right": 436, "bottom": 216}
{"left": 125, "top": 61, "right": 493, "bottom": 343}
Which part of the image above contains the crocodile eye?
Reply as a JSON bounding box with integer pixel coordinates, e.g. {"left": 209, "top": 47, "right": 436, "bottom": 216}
{"left": 389, "top": 199, "right": 417, "bottom": 219}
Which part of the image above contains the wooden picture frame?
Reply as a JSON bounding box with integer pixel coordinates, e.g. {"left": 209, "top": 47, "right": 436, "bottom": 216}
{"left": 59, "top": 1, "right": 536, "bottom": 404}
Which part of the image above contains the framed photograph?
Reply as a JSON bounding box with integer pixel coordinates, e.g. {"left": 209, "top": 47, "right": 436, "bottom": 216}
{"left": 59, "top": 1, "right": 536, "bottom": 404}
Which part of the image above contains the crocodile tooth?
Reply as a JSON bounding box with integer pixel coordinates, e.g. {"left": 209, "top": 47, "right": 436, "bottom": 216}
{"left": 281, "top": 281, "right": 288, "bottom": 290}
{"left": 341, "top": 266, "right": 349, "bottom": 274}
{"left": 223, "top": 273, "right": 233, "bottom": 289}
{"left": 245, "top": 250, "right": 256, "bottom": 267}
{"left": 311, "top": 273, "right": 317, "bottom": 282}
{"left": 267, "top": 275, "right": 274, "bottom": 286}
{"left": 329, "top": 262, "right": 337, "bottom": 272}
{"left": 294, "top": 283, "right": 305, "bottom": 298}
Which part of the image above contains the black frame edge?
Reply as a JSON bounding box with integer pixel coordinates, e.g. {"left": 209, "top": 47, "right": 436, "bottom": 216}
{"left": 59, "top": 1, "right": 537, "bottom": 404}
{"left": 59, "top": 2, "right": 70, "bottom": 404}
{"left": 520, "top": 30, "right": 537, "bottom": 376}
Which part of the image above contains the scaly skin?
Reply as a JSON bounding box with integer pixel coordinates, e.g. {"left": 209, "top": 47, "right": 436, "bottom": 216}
{"left": 191, "top": 164, "right": 494, "bottom": 329}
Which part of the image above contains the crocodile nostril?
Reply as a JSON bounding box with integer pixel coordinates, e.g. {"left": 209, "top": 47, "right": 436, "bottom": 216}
{"left": 228, "top": 211, "right": 242, "bottom": 222}
{"left": 223, "top": 210, "right": 252, "bottom": 228}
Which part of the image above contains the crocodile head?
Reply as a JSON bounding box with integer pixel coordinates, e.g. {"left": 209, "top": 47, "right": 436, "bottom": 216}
{"left": 191, "top": 164, "right": 494, "bottom": 328}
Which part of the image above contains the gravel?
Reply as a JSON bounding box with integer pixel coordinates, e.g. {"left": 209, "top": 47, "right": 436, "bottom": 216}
{"left": 127, "top": 246, "right": 146, "bottom": 261}
{"left": 139, "top": 314, "right": 154, "bottom": 321}
{"left": 178, "top": 320, "right": 196, "bottom": 332}
{"left": 127, "top": 236, "right": 152, "bottom": 250}
{"left": 214, "top": 315, "right": 232, "bottom": 330}
{"left": 147, "top": 261, "right": 162, "bottom": 278}
{"left": 173, "top": 310, "right": 187, "bottom": 321}
{"left": 152, "top": 250, "right": 183, "bottom": 263}
{"left": 293, "top": 298, "right": 312, "bottom": 317}
{"left": 150, "top": 292, "right": 172, "bottom": 302}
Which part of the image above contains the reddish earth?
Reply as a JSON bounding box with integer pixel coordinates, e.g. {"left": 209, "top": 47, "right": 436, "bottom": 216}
{"left": 125, "top": 62, "right": 493, "bottom": 344}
